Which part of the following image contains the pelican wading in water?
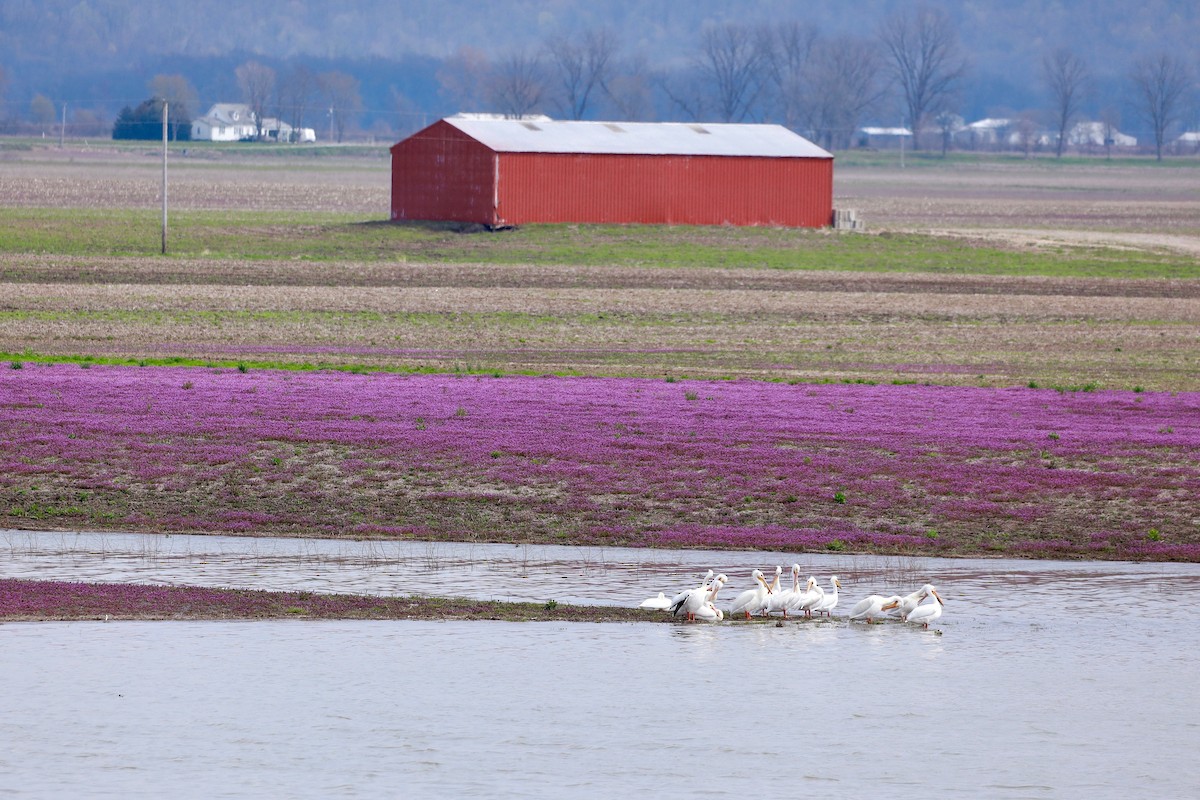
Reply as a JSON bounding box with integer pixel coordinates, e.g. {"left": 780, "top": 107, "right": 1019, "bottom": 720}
{"left": 903, "top": 586, "right": 945, "bottom": 629}
{"left": 892, "top": 584, "right": 940, "bottom": 620}
{"left": 729, "top": 568, "right": 772, "bottom": 619}
{"left": 848, "top": 594, "right": 904, "bottom": 624}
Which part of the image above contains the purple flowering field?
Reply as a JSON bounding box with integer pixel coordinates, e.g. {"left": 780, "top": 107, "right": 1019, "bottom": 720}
{"left": 2, "top": 364, "right": 1198, "bottom": 560}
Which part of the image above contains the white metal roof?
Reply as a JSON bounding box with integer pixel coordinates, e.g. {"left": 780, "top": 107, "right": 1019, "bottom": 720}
{"left": 442, "top": 116, "right": 832, "bottom": 158}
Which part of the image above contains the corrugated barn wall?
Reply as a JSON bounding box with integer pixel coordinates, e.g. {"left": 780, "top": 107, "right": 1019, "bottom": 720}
{"left": 390, "top": 118, "right": 834, "bottom": 228}
{"left": 496, "top": 152, "right": 832, "bottom": 227}
{"left": 390, "top": 121, "right": 496, "bottom": 224}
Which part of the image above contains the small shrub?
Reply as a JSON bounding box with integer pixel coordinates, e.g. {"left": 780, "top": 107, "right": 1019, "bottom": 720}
{"left": 181, "top": 381, "right": 193, "bottom": 390}
{"left": 544, "top": 599, "right": 558, "bottom": 610}
{"left": 1027, "top": 381, "right": 1039, "bottom": 389}
{"left": 1133, "top": 386, "right": 1144, "bottom": 393}
{"left": 9, "top": 361, "right": 22, "bottom": 370}
{"left": 1047, "top": 432, "right": 1060, "bottom": 441}
{"left": 415, "top": 416, "right": 426, "bottom": 430}
{"left": 684, "top": 391, "right": 698, "bottom": 401}
{"left": 665, "top": 376, "right": 676, "bottom": 383}
{"left": 825, "top": 539, "right": 846, "bottom": 551}
{"left": 1147, "top": 528, "right": 1162, "bottom": 542}
{"left": 925, "top": 529, "right": 939, "bottom": 539}
{"left": 237, "top": 363, "right": 248, "bottom": 373}
{"left": 455, "top": 406, "right": 467, "bottom": 417}
{"left": 833, "top": 491, "right": 846, "bottom": 504}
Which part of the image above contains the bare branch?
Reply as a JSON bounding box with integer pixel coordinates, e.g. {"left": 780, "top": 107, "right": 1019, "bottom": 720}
{"left": 235, "top": 60, "right": 276, "bottom": 140}
{"left": 696, "top": 22, "right": 766, "bottom": 122}
{"left": 1042, "top": 48, "right": 1090, "bottom": 157}
{"left": 878, "top": 6, "right": 968, "bottom": 149}
{"left": 1130, "top": 53, "right": 1192, "bottom": 161}
{"left": 545, "top": 28, "right": 618, "bottom": 120}
{"left": 487, "top": 50, "right": 547, "bottom": 119}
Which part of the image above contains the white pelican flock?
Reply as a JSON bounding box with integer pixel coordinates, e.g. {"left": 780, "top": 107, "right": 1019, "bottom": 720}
{"left": 641, "top": 570, "right": 946, "bottom": 629}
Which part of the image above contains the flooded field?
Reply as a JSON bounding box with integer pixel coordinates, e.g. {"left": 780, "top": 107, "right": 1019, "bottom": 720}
{"left": 3, "top": 530, "right": 1199, "bottom": 796}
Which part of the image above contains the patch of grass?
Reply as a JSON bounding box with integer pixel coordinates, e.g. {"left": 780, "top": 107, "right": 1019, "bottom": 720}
{"left": 0, "top": 207, "right": 1195, "bottom": 279}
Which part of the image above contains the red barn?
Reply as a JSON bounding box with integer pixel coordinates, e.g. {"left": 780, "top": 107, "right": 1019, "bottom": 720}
{"left": 389, "top": 116, "right": 834, "bottom": 228}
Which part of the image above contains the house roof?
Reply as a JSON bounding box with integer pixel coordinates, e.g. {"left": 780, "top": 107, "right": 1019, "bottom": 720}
{"left": 437, "top": 116, "right": 832, "bottom": 158}
{"left": 197, "top": 103, "right": 255, "bottom": 126}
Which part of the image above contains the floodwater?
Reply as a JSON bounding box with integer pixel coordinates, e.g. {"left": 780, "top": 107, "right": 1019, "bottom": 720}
{"left": 3, "top": 530, "right": 1199, "bottom": 798}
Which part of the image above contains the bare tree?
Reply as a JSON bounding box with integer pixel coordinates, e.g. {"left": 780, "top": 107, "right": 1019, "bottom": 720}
{"left": 1042, "top": 48, "right": 1090, "bottom": 158}
{"left": 601, "top": 54, "right": 654, "bottom": 121}
{"left": 696, "top": 22, "right": 766, "bottom": 122}
{"left": 437, "top": 47, "right": 491, "bottom": 113}
{"left": 1130, "top": 53, "right": 1192, "bottom": 161}
{"left": 235, "top": 60, "right": 276, "bottom": 140}
{"left": 148, "top": 74, "right": 199, "bottom": 119}
{"left": 487, "top": 50, "right": 547, "bottom": 118}
{"left": 760, "top": 20, "right": 819, "bottom": 130}
{"left": 1014, "top": 111, "right": 1041, "bottom": 158}
{"left": 934, "top": 110, "right": 963, "bottom": 156}
{"left": 1099, "top": 105, "right": 1122, "bottom": 160}
{"left": 29, "top": 94, "right": 56, "bottom": 131}
{"left": 878, "top": 6, "right": 968, "bottom": 150}
{"left": 318, "top": 71, "right": 362, "bottom": 143}
{"left": 545, "top": 28, "right": 617, "bottom": 120}
{"left": 801, "top": 34, "right": 885, "bottom": 149}
{"left": 278, "top": 65, "right": 317, "bottom": 142}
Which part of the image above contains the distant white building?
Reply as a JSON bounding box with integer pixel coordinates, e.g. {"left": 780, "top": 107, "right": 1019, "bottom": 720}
{"left": 857, "top": 126, "right": 912, "bottom": 148}
{"left": 962, "top": 118, "right": 1013, "bottom": 148}
{"left": 191, "top": 103, "right": 258, "bottom": 141}
{"left": 1068, "top": 121, "right": 1136, "bottom": 148}
{"left": 191, "top": 103, "right": 317, "bottom": 142}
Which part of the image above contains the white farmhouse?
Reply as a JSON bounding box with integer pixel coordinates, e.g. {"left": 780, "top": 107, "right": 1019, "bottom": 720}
{"left": 191, "top": 103, "right": 259, "bottom": 141}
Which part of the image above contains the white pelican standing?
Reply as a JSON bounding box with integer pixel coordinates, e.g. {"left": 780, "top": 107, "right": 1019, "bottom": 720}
{"left": 795, "top": 576, "right": 824, "bottom": 618}
{"left": 671, "top": 570, "right": 714, "bottom": 609}
{"left": 848, "top": 594, "right": 904, "bottom": 623}
{"left": 729, "top": 569, "right": 772, "bottom": 619}
{"left": 692, "top": 575, "right": 729, "bottom": 622}
{"left": 672, "top": 574, "right": 727, "bottom": 622}
{"left": 766, "top": 564, "right": 802, "bottom": 617}
{"left": 903, "top": 586, "right": 945, "bottom": 629}
{"left": 813, "top": 575, "right": 841, "bottom": 618}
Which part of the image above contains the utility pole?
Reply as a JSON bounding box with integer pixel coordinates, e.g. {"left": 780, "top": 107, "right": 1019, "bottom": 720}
{"left": 161, "top": 100, "right": 169, "bottom": 255}
{"left": 59, "top": 103, "right": 66, "bottom": 148}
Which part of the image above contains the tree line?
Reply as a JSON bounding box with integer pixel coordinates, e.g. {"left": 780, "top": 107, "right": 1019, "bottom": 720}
{"left": 4, "top": 5, "right": 1196, "bottom": 158}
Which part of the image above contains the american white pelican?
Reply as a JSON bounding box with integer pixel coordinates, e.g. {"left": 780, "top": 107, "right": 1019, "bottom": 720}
{"left": 671, "top": 569, "right": 714, "bottom": 608}
{"left": 813, "top": 575, "right": 841, "bottom": 617}
{"left": 766, "top": 565, "right": 783, "bottom": 595}
{"left": 904, "top": 586, "right": 945, "bottom": 629}
{"left": 766, "top": 564, "right": 802, "bottom": 617}
{"left": 893, "top": 584, "right": 938, "bottom": 619}
{"left": 795, "top": 576, "right": 824, "bottom": 618}
{"left": 848, "top": 594, "right": 903, "bottom": 623}
{"left": 729, "top": 569, "right": 771, "bottom": 619}
{"left": 693, "top": 579, "right": 728, "bottom": 623}
{"left": 672, "top": 574, "right": 727, "bottom": 622}
{"left": 638, "top": 592, "right": 672, "bottom": 610}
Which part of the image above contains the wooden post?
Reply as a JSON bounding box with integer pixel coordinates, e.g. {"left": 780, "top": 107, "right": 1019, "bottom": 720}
{"left": 161, "top": 100, "right": 168, "bottom": 255}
